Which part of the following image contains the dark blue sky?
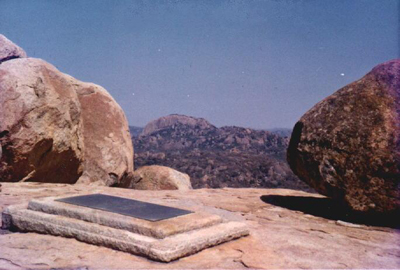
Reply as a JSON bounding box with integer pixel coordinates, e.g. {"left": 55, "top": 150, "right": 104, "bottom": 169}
{"left": 1, "top": 0, "right": 399, "bottom": 128}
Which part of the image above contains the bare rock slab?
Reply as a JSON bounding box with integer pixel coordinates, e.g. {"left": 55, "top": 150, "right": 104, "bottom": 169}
{"left": 2, "top": 194, "right": 249, "bottom": 262}
{"left": 0, "top": 183, "right": 399, "bottom": 269}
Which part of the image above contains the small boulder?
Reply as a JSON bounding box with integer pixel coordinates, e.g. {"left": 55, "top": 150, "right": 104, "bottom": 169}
{"left": 0, "top": 35, "right": 26, "bottom": 63}
{"left": 287, "top": 59, "right": 400, "bottom": 213}
{"left": 120, "top": 165, "right": 192, "bottom": 190}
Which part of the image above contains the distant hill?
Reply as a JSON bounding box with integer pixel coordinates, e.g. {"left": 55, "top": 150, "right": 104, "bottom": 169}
{"left": 129, "top": 126, "right": 144, "bottom": 138}
{"left": 267, "top": 128, "right": 292, "bottom": 138}
{"left": 131, "top": 115, "right": 311, "bottom": 191}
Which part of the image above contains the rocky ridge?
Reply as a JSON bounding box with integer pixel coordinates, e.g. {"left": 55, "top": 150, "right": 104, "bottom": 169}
{"left": 133, "top": 115, "right": 311, "bottom": 191}
{"left": 142, "top": 114, "right": 214, "bottom": 136}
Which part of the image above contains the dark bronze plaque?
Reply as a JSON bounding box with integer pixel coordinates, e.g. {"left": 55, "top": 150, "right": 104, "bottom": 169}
{"left": 56, "top": 194, "right": 192, "bottom": 221}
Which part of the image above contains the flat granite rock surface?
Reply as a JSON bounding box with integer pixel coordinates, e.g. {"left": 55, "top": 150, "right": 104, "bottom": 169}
{"left": 0, "top": 183, "right": 399, "bottom": 269}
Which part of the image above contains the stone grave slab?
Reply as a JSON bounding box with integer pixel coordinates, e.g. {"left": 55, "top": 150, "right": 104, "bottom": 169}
{"left": 28, "top": 195, "right": 223, "bottom": 239}
{"left": 2, "top": 194, "right": 249, "bottom": 262}
{"left": 56, "top": 194, "right": 192, "bottom": 221}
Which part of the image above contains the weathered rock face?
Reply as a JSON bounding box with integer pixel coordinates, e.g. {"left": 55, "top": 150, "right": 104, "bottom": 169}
{"left": 287, "top": 59, "right": 400, "bottom": 213}
{"left": 0, "top": 35, "right": 26, "bottom": 63}
{"left": 75, "top": 83, "right": 134, "bottom": 186}
{"left": 0, "top": 36, "right": 133, "bottom": 185}
{"left": 0, "top": 58, "right": 84, "bottom": 183}
{"left": 120, "top": 165, "right": 192, "bottom": 190}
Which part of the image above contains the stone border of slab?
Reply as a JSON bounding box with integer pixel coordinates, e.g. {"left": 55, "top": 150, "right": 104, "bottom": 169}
{"left": 2, "top": 196, "right": 249, "bottom": 262}
{"left": 28, "top": 196, "right": 223, "bottom": 239}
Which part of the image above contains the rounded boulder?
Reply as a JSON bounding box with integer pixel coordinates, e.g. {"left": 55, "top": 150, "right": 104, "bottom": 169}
{"left": 0, "top": 57, "right": 133, "bottom": 185}
{"left": 287, "top": 59, "right": 400, "bottom": 213}
{"left": 120, "top": 165, "right": 193, "bottom": 190}
{"left": 0, "top": 58, "right": 84, "bottom": 183}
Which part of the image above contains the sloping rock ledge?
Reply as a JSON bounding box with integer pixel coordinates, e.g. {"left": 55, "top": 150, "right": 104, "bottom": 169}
{"left": 0, "top": 183, "right": 399, "bottom": 269}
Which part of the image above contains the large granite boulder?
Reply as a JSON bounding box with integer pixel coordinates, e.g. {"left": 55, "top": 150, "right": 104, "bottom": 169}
{"left": 75, "top": 83, "right": 134, "bottom": 186}
{"left": 287, "top": 59, "right": 400, "bottom": 213}
{"left": 0, "top": 58, "right": 84, "bottom": 183}
{"left": 0, "top": 35, "right": 26, "bottom": 63}
{"left": 0, "top": 36, "right": 133, "bottom": 185}
{"left": 119, "top": 165, "right": 192, "bottom": 190}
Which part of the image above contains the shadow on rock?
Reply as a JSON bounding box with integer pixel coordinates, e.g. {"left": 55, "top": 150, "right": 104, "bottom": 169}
{"left": 260, "top": 195, "right": 399, "bottom": 229}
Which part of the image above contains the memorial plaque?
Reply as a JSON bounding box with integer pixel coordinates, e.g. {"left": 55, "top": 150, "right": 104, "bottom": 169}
{"left": 56, "top": 194, "right": 192, "bottom": 221}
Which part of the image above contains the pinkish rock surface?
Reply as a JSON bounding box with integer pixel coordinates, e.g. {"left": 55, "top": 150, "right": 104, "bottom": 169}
{"left": 1, "top": 183, "right": 399, "bottom": 269}
{"left": 74, "top": 81, "right": 134, "bottom": 186}
{"left": 0, "top": 36, "right": 133, "bottom": 186}
{"left": 0, "top": 58, "right": 84, "bottom": 184}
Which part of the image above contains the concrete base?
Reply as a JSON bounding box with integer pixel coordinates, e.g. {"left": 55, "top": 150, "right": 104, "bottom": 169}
{"left": 2, "top": 195, "right": 249, "bottom": 262}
